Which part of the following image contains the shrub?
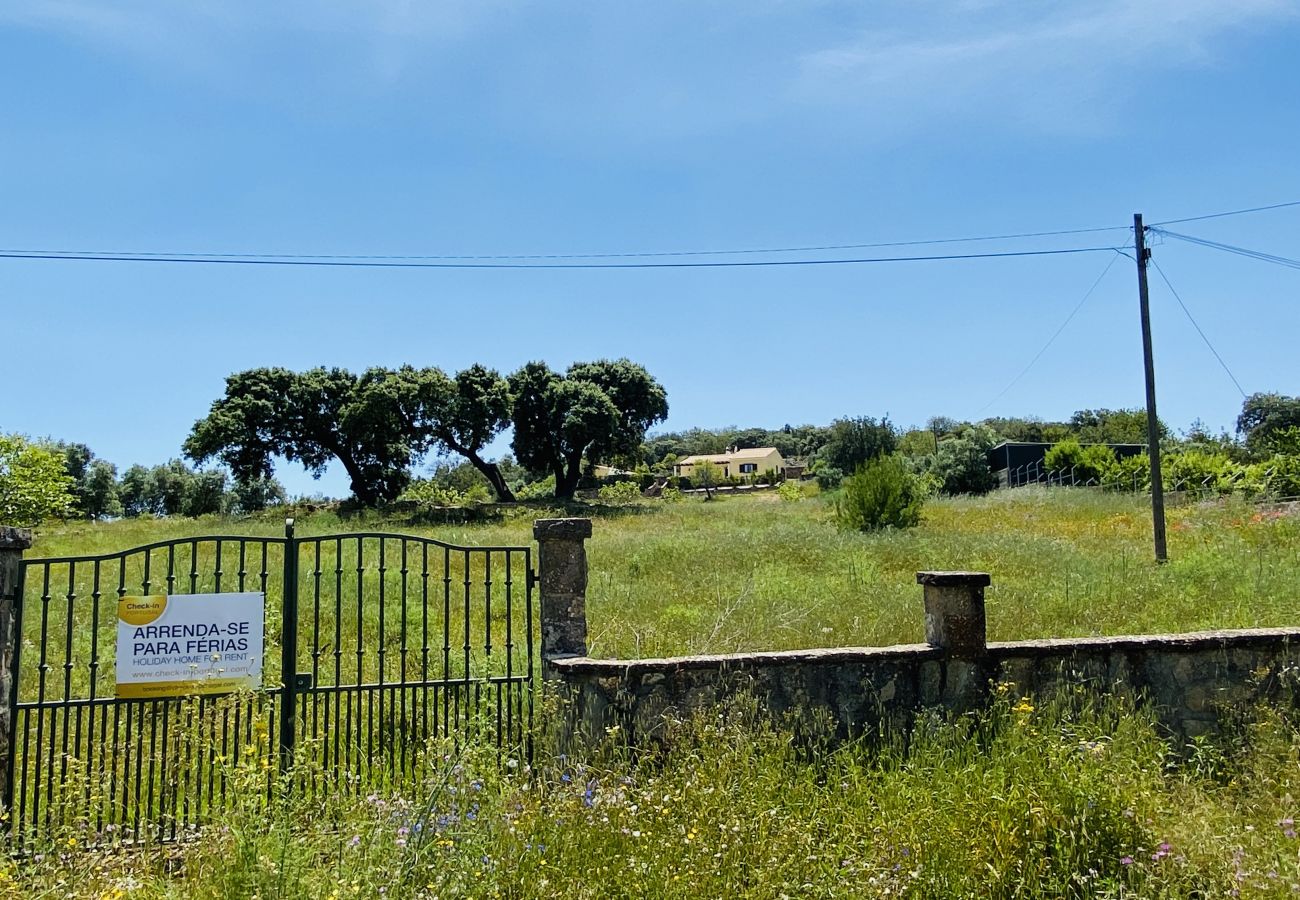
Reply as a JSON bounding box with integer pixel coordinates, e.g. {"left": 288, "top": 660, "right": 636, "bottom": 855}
{"left": 0, "top": 434, "right": 75, "bottom": 525}
{"left": 659, "top": 487, "right": 683, "bottom": 502}
{"left": 834, "top": 455, "right": 924, "bottom": 532}
{"left": 1165, "top": 450, "right": 1244, "bottom": 495}
{"left": 777, "top": 480, "right": 803, "bottom": 502}
{"left": 814, "top": 464, "right": 844, "bottom": 491}
{"left": 931, "top": 429, "right": 997, "bottom": 495}
{"left": 1101, "top": 452, "right": 1151, "bottom": 492}
{"left": 400, "top": 479, "right": 491, "bottom": 506}
{"left": 597, "top": 480, "right": 643, "bottom": 503}
{"left": 1247, "top": 454, "right": 1300, "bottom": 499}
{"left": 1044, "top": 439, "right": 1116, "bottom": 484}
{"left": 515, "top": 476, "right": 556, "bottom": 501}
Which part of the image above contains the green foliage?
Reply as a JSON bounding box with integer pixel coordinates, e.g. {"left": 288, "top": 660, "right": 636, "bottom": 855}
{"left": 227, "top": 475, "right": 288, "bottom": 514}
{"left": 641, "top": 423, "right": 825, "bottom": 468}
{"left": 514, "top": 475, "right": 556, "bottom": 501}
{"left": 1237, "top": 392, "right": 1300, "bottom": 458}
{"left": 980, "top": 416, "right": 1073, "bottom": 444}
{"left": 80, "top": 458, "right": 122, "bottom": 519}
{"left": 1245, "top": 454, "right": 1300, "bottom": 499}
{"left": 1101, "top": 452, "right": 1151, "bottom": 492}
{"left": 931, "top": 426, "right": 998, "bottom": 495}
{"left": 0, "top": 434, "right": 75, "bottom": 525}
{"left": 399, "top": 479, "right": 492, "bottom": 507}
{"left": 185, "top": 365, "right": 518, "bottom": 506}
{"left": 835, "top": 455, "right": 924, "bottom": 531}
{"left": 1165, "top": 449, "right": 1244, "bottom": 494}
{"left": 812, "top": 463, "right": 844, "bottom": 490}
{"left": 597, "top": 480, "right": 643, "bottom": 503}
{"left": 819, "top": 415, "right": 897, "bottom": 475}
{"left": 1069, "top": 408, "right": 1165, "bottom": 444}
{"left": 897, "top": 429, "right": 938, "bottom": 458}
{"left": 659, "top": 486, "right": 683, "bottom": 502}
{"left": 1044, "top": 440, "right": 1117, "bottom": 483}
{"left": 777, "top": 480, "right": 803, "bottom": 502}
{"left": 183, "top": 469, "right": 228, "bottom": 517}
{"left": 510, "top": 359, "right": 668, "bottom": 500}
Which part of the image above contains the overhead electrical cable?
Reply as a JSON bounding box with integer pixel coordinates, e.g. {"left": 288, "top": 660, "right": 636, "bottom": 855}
{"left": 1148, "top": 259, "right": 1248, "bottom": 399}
{"left": 1151, "top": 199, "right": 1300, "bottom": 227}
{"left": 974, "top": 250, "right": 1124, "bottom": 416}
{"left": 0, "top": 245, "right": 1124, "bottom": 270}
{"left": 1149, "top": 228, "right": 1300, "bottom": 271}
{"left": 0, "top": 225, "right": 1128, "bottom": 263}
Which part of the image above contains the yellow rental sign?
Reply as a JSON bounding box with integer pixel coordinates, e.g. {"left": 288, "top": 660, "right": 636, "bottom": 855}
{"left": 115, "top": 593, "right": 264, "bottom": 699}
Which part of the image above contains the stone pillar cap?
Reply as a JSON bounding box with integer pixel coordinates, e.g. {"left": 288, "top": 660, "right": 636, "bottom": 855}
{"left": 916, "top": 571, "right": 991, "bottom": 587}
{"left": 533, "top": 518, "right": 593, "bottom": 540}
{"left": 0, "top": 526, "right": 34, "bottom": 550}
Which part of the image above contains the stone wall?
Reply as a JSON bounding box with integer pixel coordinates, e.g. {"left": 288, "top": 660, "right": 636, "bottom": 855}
{"left": 551, "top": 628, "right": 1300, "bottom": 746}
{"left": 533, "top": 519, "right": 1300, "bottom": 747}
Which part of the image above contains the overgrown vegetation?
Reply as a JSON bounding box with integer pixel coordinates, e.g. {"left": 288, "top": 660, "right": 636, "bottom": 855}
{"left": 13, "top": 687, "right": 1299, "bottom": 898}
{"left": 834, "top": 455, "right": 924, "bottom": 531}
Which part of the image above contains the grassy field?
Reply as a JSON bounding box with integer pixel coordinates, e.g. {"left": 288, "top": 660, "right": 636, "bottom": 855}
{"left": 25, "top": 486, "right": 1300, "bottom": 659}
{"left": 9, "top": 489, "right": 1300, "bottom": 897}
{"left": 9, "top": 690, "right": 1300, "bottom": 898}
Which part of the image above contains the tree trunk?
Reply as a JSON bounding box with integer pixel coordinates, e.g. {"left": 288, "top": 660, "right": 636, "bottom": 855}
{"left": 554, "top": 454, "right": 583, "bottom": 500}
{"left": 464, "top": 450, "right": 516, "bottom": 502}
{"left": 336, "top": 452, "right": 378, "bottom": 506}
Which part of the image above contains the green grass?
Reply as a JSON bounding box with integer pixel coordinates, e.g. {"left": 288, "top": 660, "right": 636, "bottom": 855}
{"left": 26, "top": 487, "right": 1300, "bottom": 660}
{"left": 10, "top": 490, "right": 1300, "bottom": 897}
{"left": 10, "top": 689, "right": 1300, "bottom": 898}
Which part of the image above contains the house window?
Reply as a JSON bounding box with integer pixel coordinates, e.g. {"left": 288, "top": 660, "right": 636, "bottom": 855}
{"left": 739, "top": 463, "right": 757, "bottom": 474}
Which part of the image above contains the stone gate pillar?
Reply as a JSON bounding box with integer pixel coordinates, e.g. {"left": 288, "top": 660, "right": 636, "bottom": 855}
{"left": 0, "top": 527, "right": 33, "bottom": 817}
{"left": 533, "top": 518, "right": 592, "bottom": 675}
{"left": 917, "top": 570, "right": 991, "bottom": 709}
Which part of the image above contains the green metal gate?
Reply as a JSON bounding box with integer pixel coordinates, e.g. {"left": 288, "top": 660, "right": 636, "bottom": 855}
{"left": 5, "top": 520, "right": 535, "bottom": 846}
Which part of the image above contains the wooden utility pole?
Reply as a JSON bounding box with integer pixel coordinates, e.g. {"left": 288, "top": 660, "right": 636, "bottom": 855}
{"left": 1134, "top": 214, "right": 1168, "bottom": 562}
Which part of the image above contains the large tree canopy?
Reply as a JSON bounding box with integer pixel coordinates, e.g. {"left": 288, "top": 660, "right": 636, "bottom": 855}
{"left": 1237, "top": 392, "right": 1300, "bottom": 457}
{"left": 185, "top": 367, "right": 423, "bottom": 506}
{"left": 510, "top": 359, "right": 668, "bottom": 499}
{"left": 381, "top": 364, "right": 516, "bottom": 501}
{"left": 185, "top": 365, "right": 519, "bottom": 506}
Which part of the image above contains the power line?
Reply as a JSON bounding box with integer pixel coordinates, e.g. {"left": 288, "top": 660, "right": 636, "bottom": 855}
{"left": 1151, "top": 199, "right": 1300, "bottom": 227}
{"left": 0, "top": 245, "right": 1124, "bottom": 270}
{"left": 1150, "top": 228, "right": 1300, "bottom": 271}
{"left": 974, "top": 250, "right": 1124, "bottom": 416}
{"left": 0, "top": 225, "right": 1128, "bottom": 263}
{"left": 1148, "top": 258, "right": 1248, "bottom": 399}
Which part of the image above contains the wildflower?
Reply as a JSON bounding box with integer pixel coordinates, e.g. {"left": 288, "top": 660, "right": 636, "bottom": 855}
{"left": 349, "top": 835, "right": 361, "bottom": 847}
{"left": 1120, "top": 856, "right": 1134, "bottom": 866}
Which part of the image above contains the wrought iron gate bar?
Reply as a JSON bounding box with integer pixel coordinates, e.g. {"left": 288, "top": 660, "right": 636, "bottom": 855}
{"left": 6, "top": 523, "right": 535, "bottom": 846}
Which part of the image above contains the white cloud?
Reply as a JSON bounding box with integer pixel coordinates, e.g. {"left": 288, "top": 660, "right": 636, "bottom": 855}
{"left": 795, "top": 0, "right": 1299, "bottom": 132}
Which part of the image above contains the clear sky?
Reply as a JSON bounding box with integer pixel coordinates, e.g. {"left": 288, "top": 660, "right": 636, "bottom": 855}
{"left": 3, "top": 1, "right": 1298, "bottom": 498}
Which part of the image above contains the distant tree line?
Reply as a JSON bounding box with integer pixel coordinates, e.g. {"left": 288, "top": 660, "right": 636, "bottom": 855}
{"left": 5, "top": 378, "right": 1296, "bottom": 525}
{"left": 0, "top": 436, "right": 289, "bottom": 527}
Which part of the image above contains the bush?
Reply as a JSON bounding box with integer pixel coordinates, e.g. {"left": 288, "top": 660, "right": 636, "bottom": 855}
{"left": 777, "top": 480, "right": 803, "bottom": 502}
{"left": 931, "top": 429, "right": 997, "bottom": 495}
{"left": 400, "top": 479, "right": 492, "bottom": 506}
{"left": 1101, "top": 452, "right": 1151, "bottom": 492}
{"left": 1165, "top": 450, "right": 1244, "bottom": 495}
{"left": 597, "top": 480, "right": 643, "bottom": 503}
{"left": 0, "top": 434, "right": 76, "bottom": 525}
{"left": 659, "top": 487, "right": 683, "bottom": 502}
{"left": 814, "top": 465, "right": 844, "bottom": 491}
{"left": 515, "top": 476, "right": 556, "bottom": 501}
{"left": 1043, "top": 440, "right": 1116, "bottom": 484}
{"left": 834, "top": 455, "right": 924, "bottom": 532}
{"left": 1246, "top": 454, "right": 1300, "bottom": 499}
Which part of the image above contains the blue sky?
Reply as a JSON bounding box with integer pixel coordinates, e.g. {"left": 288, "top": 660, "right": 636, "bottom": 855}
{"left": 3, "top": 1, "right": 1298, "bottom": 498}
